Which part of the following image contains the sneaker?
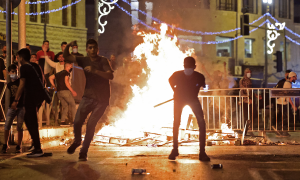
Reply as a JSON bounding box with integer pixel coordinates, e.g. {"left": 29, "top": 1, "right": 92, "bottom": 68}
{"left": 79, "top": 153, "right": 88, "bottom": 161}
{"left": 15, "top": 145, "right": 21, "bottom": 153}
{"left": 27, "top": 149, "right": 43, "bottom": 158}
{"left": 168, "top": 149, "right": 179, "bottom": 160}
{"left": 28, "top": 144, "right": 34, "bottom": 152}
{"left": 67, "top": 142, "right": 81, "bottom": 154}
{"left": 199, "top": 152, "right": 210, "bottom": 161}
{"left": 1, "top": 144, "right": 9, "bottom": 153}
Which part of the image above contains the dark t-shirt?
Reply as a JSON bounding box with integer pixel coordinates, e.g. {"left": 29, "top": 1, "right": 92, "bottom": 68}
{"left": 76, "top": 56, "right": 113, "bottom": 103}
{"left": 0, "top": 56, "right": 5, "bottom": 80}
{"left": 20, "top": 63, "right": 44, "bottom": 106}
{"left": 55, "top": 70, "right": 70, "bottom": 91}
{"left": 7, "top": 79, "right": 24, "bottom": 108}
{"left": 275, "top": 78, "right": 286, "bottom": 88}
{"left": 169, "top": 71, "right": 206, "bottom": 101}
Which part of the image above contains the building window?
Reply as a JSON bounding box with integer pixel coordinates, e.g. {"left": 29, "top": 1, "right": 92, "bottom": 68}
{"left": 29, "top": 0, "right": 37, "bottom": 22}
{"left": 145, "top": 1, "right": 153, "bottom": 25}
{"left": 242, "top": 0, "right": 257, "bottom": 14}
{"left": 216, "top": 36, "right": 233, "bottom": 57}
{"left": 131, "top": 0, "right": 139, "bottom": 28}
{"left": 244, "top": 39, "right": 254, "bottom": 58}
{"left": 203, "top": 0, "right": 210, "bottom": 9}
{"left": 262, "top": 2, "right": 275, "bottom": 16}
{"left": 62, "top": 0, "right": 68, "bottom": 26}
{"left": 41, "top": 2, "right": 49, "bottom": 24}
{"left": 279, "top": 0, "right": 291, "bottom": 19}
{"left": 216, "top": 0, "right": 237, "bottom": 11}
{"left": 71, "top": 0, "right": 76, "bottom": 27}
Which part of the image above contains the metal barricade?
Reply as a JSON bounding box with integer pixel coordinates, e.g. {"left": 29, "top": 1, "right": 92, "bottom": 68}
{"left": 199, "top": 88, "right": 300, "bottom": 132}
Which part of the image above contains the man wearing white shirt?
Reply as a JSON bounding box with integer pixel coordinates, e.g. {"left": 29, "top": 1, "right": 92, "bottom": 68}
{"left": 43, "top": 46, "right": 64, "bottom": 73}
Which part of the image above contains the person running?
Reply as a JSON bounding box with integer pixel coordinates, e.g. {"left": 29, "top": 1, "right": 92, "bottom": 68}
{"left": 1, "top": 64, "right": 25, "bottom": 153}
{"left": 64, "top": 39, "right": 114, "bottom": 161}
{"left": 49, "top": 61, "right": 77, "bottom": 125}
{"left": 168, "top": 56, "right": 210, "bottom": 161}
{"left": 12, "top": 48, "right": 46, "bottom": 157}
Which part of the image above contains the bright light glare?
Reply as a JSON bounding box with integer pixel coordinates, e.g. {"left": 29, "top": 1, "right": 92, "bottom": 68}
{"left": 263, "top": 0, "right": 272, "bottom": 4}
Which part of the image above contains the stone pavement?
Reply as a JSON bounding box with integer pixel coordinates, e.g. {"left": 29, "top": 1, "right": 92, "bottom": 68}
{"left": 1, "top": 145, "right": 300, "bottom": 180}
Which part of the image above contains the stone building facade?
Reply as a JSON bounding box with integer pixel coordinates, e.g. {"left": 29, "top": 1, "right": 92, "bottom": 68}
{"left": 0, "top": 0, "right": 87, "bottom": 55}
{"left": 151, "top": 0, "right": 297, "bottom": 85}
{"left": 101, "top": 0, "right": 298, "bottom": 86}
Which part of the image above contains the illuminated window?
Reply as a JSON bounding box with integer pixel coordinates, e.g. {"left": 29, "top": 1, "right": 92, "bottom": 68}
{"left": 244, "top": 39, "right": 254, "bottom": 58}
{"left": 216, "top": 36, "right": 233, "bottom": 57}
{"left": 131, "top": 0, "right": 139, "bottom": 26}
{"left": 145, "top": 1, "right": 153, "bottom": 25}
{"left": 29, "top": 0, "right": 37, "bottom": 22}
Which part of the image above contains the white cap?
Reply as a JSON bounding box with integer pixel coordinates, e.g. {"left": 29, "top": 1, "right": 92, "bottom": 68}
{"left": 288, "top": 72, "right": 297, "bottom": 78}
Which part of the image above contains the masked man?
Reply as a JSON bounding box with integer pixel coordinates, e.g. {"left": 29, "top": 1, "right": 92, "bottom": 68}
{"left": 168, "top": 57, "right": 210, "bottom": 161}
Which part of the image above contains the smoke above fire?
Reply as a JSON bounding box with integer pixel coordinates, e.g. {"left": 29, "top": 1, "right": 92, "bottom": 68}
{"left": 98, "top": 24, "right": 195, "bottom": 138}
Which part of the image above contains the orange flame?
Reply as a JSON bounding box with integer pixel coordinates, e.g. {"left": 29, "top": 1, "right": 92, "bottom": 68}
{"left": 98, "top": 24, "right": 195, "bottom": 138}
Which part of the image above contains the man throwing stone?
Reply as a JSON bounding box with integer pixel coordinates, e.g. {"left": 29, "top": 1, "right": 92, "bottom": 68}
{"left": 168, "top": 57, "right": 210, "bottom": 161}
{"left": 64, "top": 39, "right": 114, "bottom": 161}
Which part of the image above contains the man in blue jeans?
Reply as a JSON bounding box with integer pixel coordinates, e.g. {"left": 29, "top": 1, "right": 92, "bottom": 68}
{"left": 64, "top": 39, "right": 114, "bottom": 161}
{"left": 1, "top": 64, "right": 25, "bottom": 153}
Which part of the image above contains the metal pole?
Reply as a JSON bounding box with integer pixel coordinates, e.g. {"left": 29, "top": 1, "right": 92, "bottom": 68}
{"left": 18, "top": 0, "right": 26, "bottom": 49}
{"left": 284, "top": 29, "right": 287, "bottom": 72}
{"left": 264, "top": 6, "right": 269, "bottom": 88}
{"left": 94, "top": 0, "right": 99, "bottom": 43}
{"left": 235, "top": 0, "right": 239, "bottom": 65}
{"left": 5, "top": 0, "right": 12, "bottom": 115}
{"left": 6, "top": 0, "right": 12, "bottom": 145}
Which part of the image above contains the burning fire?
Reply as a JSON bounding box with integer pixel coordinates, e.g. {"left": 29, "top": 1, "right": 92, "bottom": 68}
{"left": 98, "top": 24, "right": 194, "bottom": 138}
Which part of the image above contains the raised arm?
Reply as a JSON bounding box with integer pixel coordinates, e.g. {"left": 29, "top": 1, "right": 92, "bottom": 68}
{"left": 63, "top": 41, "right": 77, "bottom": 63}
{"left": 43, "top": 45, "right": 56, "bottom": 68}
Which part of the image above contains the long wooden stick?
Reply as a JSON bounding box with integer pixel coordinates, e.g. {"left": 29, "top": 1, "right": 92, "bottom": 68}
{"left": 154, "top": 98, "right": 174, "bottom": 108}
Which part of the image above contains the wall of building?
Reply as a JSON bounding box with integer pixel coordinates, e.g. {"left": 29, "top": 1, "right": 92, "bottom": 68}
{"left": 0, "top": 0, "right": 87, "bottom": 55}
{"left": 164, "top": 0, "right": 298, "bottom": 84}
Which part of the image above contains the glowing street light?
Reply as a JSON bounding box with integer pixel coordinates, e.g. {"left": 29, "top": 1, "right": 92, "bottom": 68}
{"left": 263, "top": 0, "right": 272, "bottom": 4}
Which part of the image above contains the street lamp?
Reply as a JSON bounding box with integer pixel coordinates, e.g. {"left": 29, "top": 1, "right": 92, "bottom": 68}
{"left": 262, "top": 0, "right": 272, "bottom": 87}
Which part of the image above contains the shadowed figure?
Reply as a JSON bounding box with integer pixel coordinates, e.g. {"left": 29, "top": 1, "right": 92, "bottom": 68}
{"left": 168, "top": 56, "right": 210, "bottom": 161}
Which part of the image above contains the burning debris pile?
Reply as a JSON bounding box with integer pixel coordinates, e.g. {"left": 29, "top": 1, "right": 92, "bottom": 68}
{"left": 94, "top": 123, "right": 241, "bottom": 147}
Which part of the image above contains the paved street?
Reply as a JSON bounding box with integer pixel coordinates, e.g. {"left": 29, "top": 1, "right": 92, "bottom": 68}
{"left": 1, "top": 145, "right": 300, "bottom": 180}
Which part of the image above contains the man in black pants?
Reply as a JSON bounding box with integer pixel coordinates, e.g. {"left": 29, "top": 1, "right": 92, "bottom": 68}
{"left": 168, "top": 57, "right": 210, "bottom": 161}
{"left": 64, "top": 39, "right": 114, "bottom": 161}
{"left": 12, "top": 48, "right": 45, "bottom": 157}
